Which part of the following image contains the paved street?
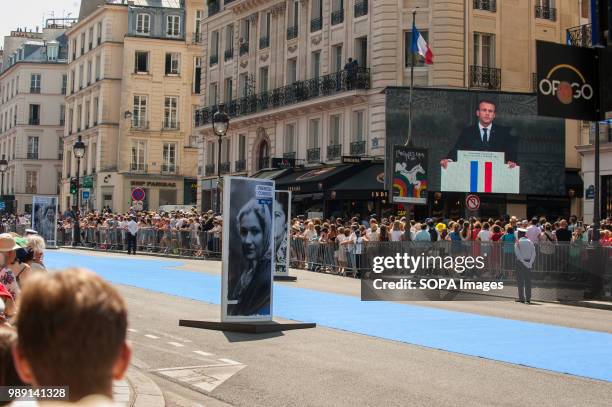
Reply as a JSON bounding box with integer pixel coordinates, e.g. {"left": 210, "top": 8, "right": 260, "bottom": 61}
{"left": 49, "top": 249, "right": 612, "bottom": 407}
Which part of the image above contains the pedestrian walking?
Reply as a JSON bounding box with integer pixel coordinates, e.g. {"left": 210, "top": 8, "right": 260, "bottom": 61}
{"left": 514, "top": 228, "right": 536, "bottom": 303}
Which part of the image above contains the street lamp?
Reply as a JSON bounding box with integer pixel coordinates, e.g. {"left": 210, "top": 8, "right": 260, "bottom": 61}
{"left": 72, "top": 136, "right": 86, "bottom": 246}
{"left": 0, "top": 155, "right": 8, "bottom": 214}
{"left": 212, "top": 103, "right": 229, "bottom": 214}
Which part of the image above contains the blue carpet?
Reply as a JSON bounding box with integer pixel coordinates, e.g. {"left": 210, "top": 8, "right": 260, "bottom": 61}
{"left": 46, "top": 251, "right": 612, "bottom": 382}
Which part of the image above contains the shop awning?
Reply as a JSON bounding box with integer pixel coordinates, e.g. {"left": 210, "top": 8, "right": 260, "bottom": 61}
{"left": 327, "top": 163, "right": 388, "bottom": 200}
{"left": 275, "top": 164, "right": 355, "bottom": 194}
{"left": 251, "top": 168, "right": 291, "bottom": 180}
{"left": 332, "top": 164, "right": 385, "bottom": 191}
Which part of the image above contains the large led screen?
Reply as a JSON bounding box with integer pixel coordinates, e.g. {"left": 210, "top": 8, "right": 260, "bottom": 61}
{"left": 385, "top": 88, "right": 566, "bottom": 196}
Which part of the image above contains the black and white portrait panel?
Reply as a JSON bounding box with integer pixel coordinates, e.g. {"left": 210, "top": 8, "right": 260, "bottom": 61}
{"left": 222, "top": 177, "right": 275, "bottom": 321}
{"left": 274, "top": 191, "right": 291, "bottom": 276}
{"left": 32, "top": 196, "right": 58, "bottom": 245}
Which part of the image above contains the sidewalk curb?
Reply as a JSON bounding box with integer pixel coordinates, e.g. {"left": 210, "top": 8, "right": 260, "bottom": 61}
{"left": 558, "top": 300, "right": 612, "bottom": 311}
{"left": 126, "top": 366, "right": 165, "bottom": 407}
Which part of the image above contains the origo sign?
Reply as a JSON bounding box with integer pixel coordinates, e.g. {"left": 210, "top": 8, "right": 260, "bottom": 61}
{"left": 536, "top": 41, "right": 601, "bottom": 121}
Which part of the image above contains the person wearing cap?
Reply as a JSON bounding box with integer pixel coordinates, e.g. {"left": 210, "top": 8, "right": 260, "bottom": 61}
{"left": 0, "top": 234, "right": 23, "bottom": 301}
{"left": 514, "top": 227, "right": 535, "bottom": 304}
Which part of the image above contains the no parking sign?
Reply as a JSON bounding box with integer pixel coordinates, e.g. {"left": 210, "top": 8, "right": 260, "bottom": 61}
{"left": 465, "top": 194, "right": 480, "bottom": 211}
{"left": 131, "top": 187, "right": 145, "bottom": 202}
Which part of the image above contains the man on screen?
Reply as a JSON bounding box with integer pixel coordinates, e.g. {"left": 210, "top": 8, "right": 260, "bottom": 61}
{"left": 440, "top": 100, "right": 518, "bottom": 169}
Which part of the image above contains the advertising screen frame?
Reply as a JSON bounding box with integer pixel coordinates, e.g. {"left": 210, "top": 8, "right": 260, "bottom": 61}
{"left": 221, "top": 176, "right": 275, "bottom": 323}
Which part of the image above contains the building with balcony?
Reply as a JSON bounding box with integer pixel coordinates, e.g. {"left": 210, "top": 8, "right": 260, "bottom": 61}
{"left": 0, "top": 21, "right": 73, "bottom": 214}
{"left": 61, "top": 0, "right": 203, "bottom": 213}
{"left": 195, "top": 0, "right": 586, "bottom": 217}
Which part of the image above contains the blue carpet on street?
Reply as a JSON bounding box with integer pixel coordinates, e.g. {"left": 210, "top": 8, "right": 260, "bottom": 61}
{"left": 47, "top": 251, "right": 612, "bottom": 382}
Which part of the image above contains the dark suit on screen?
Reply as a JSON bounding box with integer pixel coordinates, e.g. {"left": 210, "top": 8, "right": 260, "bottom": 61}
{"left": 447, "top": 124, "right": 517, "bottom": 164}
{"left": 228, "top": 258, "right": 272, "bottom": 316}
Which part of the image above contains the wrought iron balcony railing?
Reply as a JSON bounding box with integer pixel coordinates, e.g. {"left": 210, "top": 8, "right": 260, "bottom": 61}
{"left": 283, "top": 152, "right": 296, "bottom": 159}
{"left": 307, "top": 148, "right": 320, "bottom": 163}
{"left": 192, "top": 32, "right": 203, "bottom": 44}
{"left": 29, "top": 118, "right": 40, "bottom": 125}
{"left": 331, "top": 9, "right": 344, "bottom": 25}
{"left": 287, "top": 26, "right": 298, "bottom": 40}
{"left": 205, "top": 164, "right": 215, "bottom": 176}
{"left": 235, "top": 159, "right": 246, "bottom": 172}
{"left": 30, "top": 87, "right": 41, "bottom": 94}
{"left": 27, "top": 152, "right": 39, "bottom": 160}
{"left": 473, "top": 0, "right": 496, "bottom": 12}
{"left": 567, "top": 24, "right": 591, "bottom": 48}
{"left": 129, "top": 163, "right": 148, "bottom": 172}
{"left": 350, "top": 140, "right": 366, "bottom": 156}
{"left": 131, "top": 120, "right": 149, "bottom": 130}
{"left": 535, "top": 6, "right": 556, "bottom": 21}
{"left": 224, "top": 48, "right": 234, "bottom": 61}
{"left": 161, "top": 164, "right": 176, "bottom": 174}
{"left": 239, "top": 42, "right": 249, "bottom": 56}
{"left": 220, "top": 162, "right": 230, "bottom": 174}
{"left": 310, "top": 17, "right": 322, "bottom": 32}
{"left": 469, "top": 65, "right": 501, "bottom": 90}
{"left": 195, "top": 68, "right": 370, "bottom": 126}
{"left": 354, "top": 0, "right": 368, "bottom": 18}
{"left": 162, "top": 121, "right": 180, "bottom": 130}
{"left": 327, "top": 144, "right": 341, "bottom": 160}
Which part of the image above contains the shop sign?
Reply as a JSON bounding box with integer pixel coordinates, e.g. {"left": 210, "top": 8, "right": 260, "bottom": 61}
{"left": 341, "top": 156, "right": 362, "bottom": 164}
{"left": 371, "top": 191, "right": 388, "bottom": 198}
{"left": 131, "top": 180, "right": 177, "bottom": 188}
{"left": 288, "top": 185, "right": 301, "bottom": 192}
{"left": 271, "top": 157, "right": 296, "bottom": 169}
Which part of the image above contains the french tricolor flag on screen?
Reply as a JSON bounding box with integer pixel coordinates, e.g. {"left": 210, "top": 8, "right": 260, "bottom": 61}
{"left": 411, "top": 23, "right": 434, "bottom": 64}
{"left": 470, "top": 161, "right": 494, "bottom": 193}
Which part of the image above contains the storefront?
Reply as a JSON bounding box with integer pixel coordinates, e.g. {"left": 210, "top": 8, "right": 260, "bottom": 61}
{"left": 123, "top": 176, "right": 184, "bottom": 212}
{"left": 272, "top": 161, "right": 390, "bottom": 219}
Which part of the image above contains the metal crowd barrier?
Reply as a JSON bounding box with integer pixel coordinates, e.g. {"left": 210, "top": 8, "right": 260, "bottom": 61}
{"left": 289, "top": 239, "right": 612, "bottom": 301}
{"left": 46, "top": 226, "right": 612, "bottom": 300}
{"left": 56, "top": 226, "right": 222, "bottom": 259}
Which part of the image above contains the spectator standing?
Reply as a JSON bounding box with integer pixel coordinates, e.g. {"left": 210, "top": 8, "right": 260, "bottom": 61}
{"left": 390, "top": 221, "right": 403, "bottom": 242}
{"left": 514, "top": 228, "right": 535, "bottom": 303}
{"left": 526, "top": 218, "right": 541, "bottom": 243}
{"left": 11, "top": 268, "right": 131, "bottom": 404}
{"left": 126, "top": 216, "right": 139, "bottom": 255}
{"left": 555, "top": 219, "right": 572, "bottom": 242}
{"left": 414, "top": 224, "right": 431, "bottom": 241}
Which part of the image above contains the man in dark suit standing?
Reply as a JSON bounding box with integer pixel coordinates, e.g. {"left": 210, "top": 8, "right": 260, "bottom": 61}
{"left": 440, "top": 100, "right": 518, "bottom": 169}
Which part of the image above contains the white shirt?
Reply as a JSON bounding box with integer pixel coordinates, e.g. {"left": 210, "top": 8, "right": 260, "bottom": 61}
{"left": 477, "top": 229, "right": 491, "bottom": 241}
{"left": 514, "top": 237, "right": 536, "bottom": 268}
{"left": 127, "top": 220, "right": 138, "bottom": 235}
{"left": 479, "top": 122, "right": 493, "bottom": 143}
{"left": 390, "top": 230, "right": 403, "bottom": 242}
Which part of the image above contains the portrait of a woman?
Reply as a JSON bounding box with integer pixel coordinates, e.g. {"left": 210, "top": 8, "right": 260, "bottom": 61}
{"left": 228, "top": 197, "right": 273, "bottom": 316}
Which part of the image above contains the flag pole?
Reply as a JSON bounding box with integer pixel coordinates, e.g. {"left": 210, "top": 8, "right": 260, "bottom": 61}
{"left": 405, "top": 10, "right": 417, "bottom": 147}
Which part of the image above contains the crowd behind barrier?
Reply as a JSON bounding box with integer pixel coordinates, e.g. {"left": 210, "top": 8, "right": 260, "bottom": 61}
{"left": 2, "top": 208, "right": 611, "bottom": 300}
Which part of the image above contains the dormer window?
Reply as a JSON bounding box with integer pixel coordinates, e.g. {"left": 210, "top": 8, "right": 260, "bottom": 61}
{"left": 136, "top": 13, "right": 151, "bottom": 35}
{"left": 47, "top": 42, "right": 59, "bottom": 61}
{"left": 166, "top": 15, "right": 180, "bottom": 37}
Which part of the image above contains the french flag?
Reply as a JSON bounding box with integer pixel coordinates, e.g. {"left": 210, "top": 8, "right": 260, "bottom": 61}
{"left": 411, "top": 23, "right": 434, "bottom": 65}
{"left": 470, "top": 161, "right": 494, "bottom": 193}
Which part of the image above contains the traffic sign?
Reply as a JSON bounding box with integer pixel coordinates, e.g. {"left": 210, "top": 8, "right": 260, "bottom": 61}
{"left": 131, "top": 187, "right": 145, "bottom": 202}
{"left": 82, "top": 191, "right": 90, "bottom": 200}
{"left": 465, "top": 194, "right": 480, "bottom": 211}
